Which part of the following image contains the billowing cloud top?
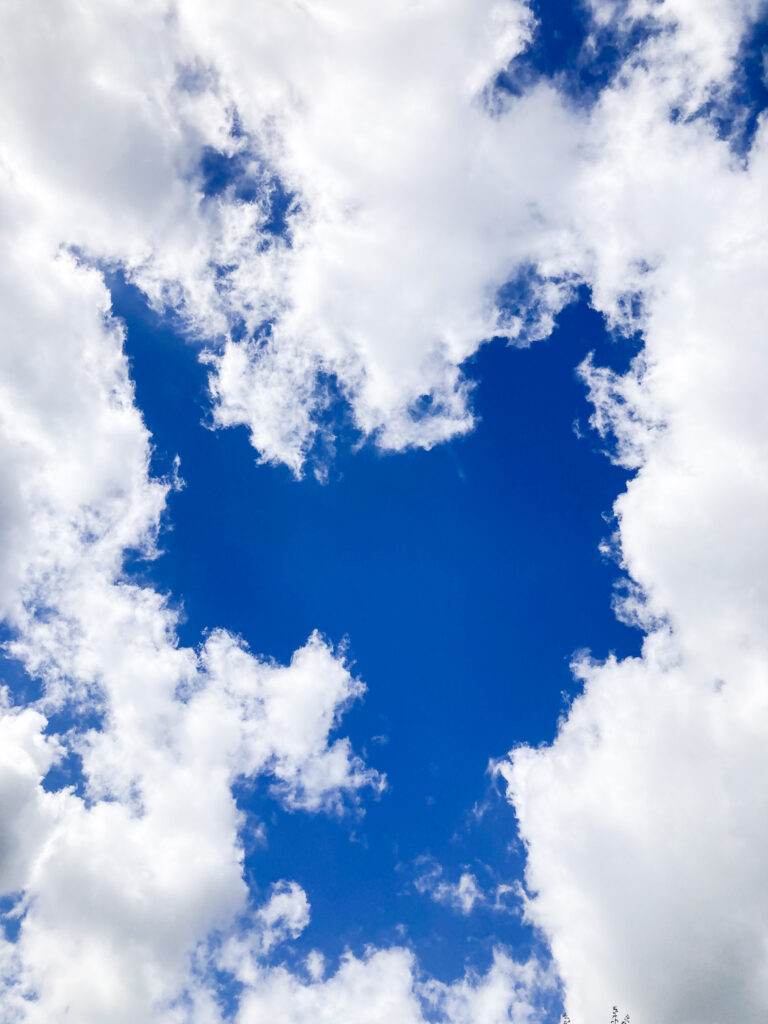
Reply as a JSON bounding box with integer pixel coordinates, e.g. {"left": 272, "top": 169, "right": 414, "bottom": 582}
{"left": 0, "top": 0, "right": 766, "bottom": 1021}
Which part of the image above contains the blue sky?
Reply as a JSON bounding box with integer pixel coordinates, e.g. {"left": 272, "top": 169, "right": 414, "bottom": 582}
{"left": 0, "top": 2, "right": 767, "bottom": 1022}
{"left": 116, "top": 272, "right": 640, "bottom": 985}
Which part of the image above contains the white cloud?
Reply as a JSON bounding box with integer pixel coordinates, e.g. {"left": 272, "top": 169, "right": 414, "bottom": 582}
{"left": 413, "top": 861, "right": 486, "bottom": 915}
{"left": 218, "top": 880, "right": 311, "bottom": 980}
{"left": 180, "top": 0, "right": 579, "bottom": 467}
{"left": 586, "top": 0, "right": 765, "bottom": 107}
{"left": 0, "top": 611, "right": 382, "bottom": 1020}
{"left": 426, "top": 952, "right": 557, "bottom": 1024}
{"left": 1, "top": 0, "right": 767, "bottom": 1021}
{"left": 442, "top": 872, "right": 484, "bottom": 916}
{"left": 497, "top": 6, "right": 768, "bottom": 1023}
{"left": 0, "top": 698, "right": 65, "bottom": 897}
{"left": 3, "top": 572, "right": 383, "bottom": 1018}
{"left": 235, "top": 948, "right": 427, "bottom": 1024}
{"left": 233, "top": 946, "right": 554, "bottom": 1024}
{"left": 0, "top": 0, "right": 582, "bottom": 474}
{"left": 256, "top": 881, "right": 311, "bottom": 951}
{"left": 413, "top": 862, "right": 519, "bottom": 917}
{"left": 0, "top": 145, "right": 381, "bottom": 1019}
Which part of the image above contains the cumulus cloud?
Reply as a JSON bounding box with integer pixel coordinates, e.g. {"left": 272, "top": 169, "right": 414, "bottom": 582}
{"left": 0, "top": 613, "right": 381, "bottom": 1021}
{"left": 256, "top": 881, "right": 311, "bottom": 951}
{"left": 1, "top": 0, "right": 767, "bottom": 1021}
{"left": 179, "top": 0, "right": 580, "bottom": 467}
{"left": 496, "top": 5, "right": 768, "bottom": 1023}
{"left": 232, "top": 946, "right": 555, "bottom": 1024}
{"left": 218, "top": 880, "right": 311, "bottom": 980}
{"left": 0, "top": 0, "right": 582, "bottom": 474}
{"left": 0, "top": 555, "right": 382, "bottom": 1019}
{"left": 427, "top": 952, "right": 558, "bottom": 1024}
{"left": 0, "top": 121, "right": 381, "bottom": 1019}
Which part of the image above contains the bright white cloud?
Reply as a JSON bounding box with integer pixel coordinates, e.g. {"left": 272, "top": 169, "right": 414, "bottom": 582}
{"left": 256, "top": 881, "right": 311, "bottom": 951}
{"left": 0, "top": 699, "right": 65, "bottom": 897}
{"left": 0, "top": 610, "right": 381, "bottom": 1021}
{"left": 1, "top": 0, "right": 767, "bottom": 1021}
{"left": 497, "top": 5, "right": 768, "bottom": 1023}
{"left": 0, "top": 0, "right": 581, "bottom": 474}
{"left": 178, "top": 0, "right": 580, "bottom": 467}
{"left": 0, "top": 141, "right": 381, "bottom": 1020}
{"left": 428, "top": 952, "right": 557, "bottom": 1024}
{"left": 1, "top": 565, "right": 382, "bottom": 1018}
{"left": 218, "top": 880, "right": 311, "bottom": 979}
{"left": 232, "top": 946, "right": 555, "bottom": 1024}
{"left": 413, "top": 860, "right": 487, "bottom": 915}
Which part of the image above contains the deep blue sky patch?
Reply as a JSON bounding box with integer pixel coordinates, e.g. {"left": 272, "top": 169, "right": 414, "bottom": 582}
{"left": 494, "top": 0, "right": 657, "bottom": 107}
{"left": 113, "top": 275, "right": 640, "bottom": 988}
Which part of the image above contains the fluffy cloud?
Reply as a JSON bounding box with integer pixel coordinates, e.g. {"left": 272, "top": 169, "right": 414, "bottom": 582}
{"left": 0, "top": 108, "right": 381, "bottom": 1021}
{"left": 497, "top": 5, "right": 768, "bottom": 1023}
{"left": 0, "top": 0, "right": 581, "bottom": 474}
{"left": 231, "top": 946, "right": 555, "bottom": 1024}
{"left": 429, "top": 952, "right": 557, "bottom": 1024}
{"left": 178, "top": 0, "right": 580, "bottom": 467}
{"left": 0, "top": 701, "right": 64, "bottom": 897}
{"left": 1, "top": 0, "right": 767, "bottom": 1021}
{"left": 1, "top": 607, "right": 382, "bottom": 1021}
{"left": 0, "top": 533, "right": 382, "bottom": 1020}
